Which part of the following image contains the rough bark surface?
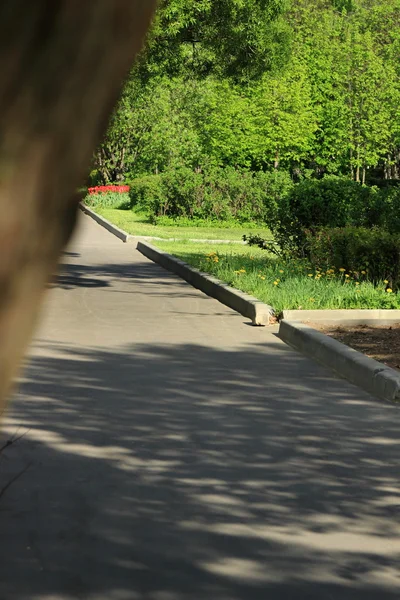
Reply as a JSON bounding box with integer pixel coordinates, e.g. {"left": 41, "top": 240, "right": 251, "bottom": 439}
{"left": 0, "top": 1, "right": 156, "bottom": 412}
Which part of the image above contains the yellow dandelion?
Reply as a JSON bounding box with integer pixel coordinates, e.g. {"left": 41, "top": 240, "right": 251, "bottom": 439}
{"left": 214, "top": 257, "right": 219, "bottom": 262}
{"left": 308, "top": 274, "right": 313, "bottom": 277}
{"left": 387, "top": 288, "right": 393, "bottom": 294}
{"left": 361, "top": 270, "right": 366, "bottom": 275}
{"left": 259, "top": 275, "right": 266, "bottom": 280}
{"left": 345, "top": 274, "right": 350, "bottom": 278}
{"left": 384, "top": 280, "right": 389, "bottom": 284}
{"left": 355, "top": 282, "right": 360, "bottom": 285}
{"left": 279, "top": 269, "right": 284, "bottom": 274}
{"left": 339, "top": 268, "right": 346, "bottom": 273}
{"left": 273, "top": 281, "right": 279, "bottom": 286}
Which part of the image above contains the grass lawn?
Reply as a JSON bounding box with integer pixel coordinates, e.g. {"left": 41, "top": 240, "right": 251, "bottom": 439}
{"left": 153, "top": 240, "right": 400, "bottom": 313}
{"left": 94, "top": 207, "right": 272, "bottom": 241}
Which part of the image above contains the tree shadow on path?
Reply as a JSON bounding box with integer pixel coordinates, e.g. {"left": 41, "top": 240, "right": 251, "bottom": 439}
{"left": 0, "top": 339, "right": 400, "bottom": 599}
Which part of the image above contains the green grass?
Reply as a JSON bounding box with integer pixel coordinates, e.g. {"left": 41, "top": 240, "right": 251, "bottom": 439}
{"left": 94, "top": 207, "right": 272, "bottom": 241}
{"left": 153, "top": 240, "right": 400, "bottom": 313}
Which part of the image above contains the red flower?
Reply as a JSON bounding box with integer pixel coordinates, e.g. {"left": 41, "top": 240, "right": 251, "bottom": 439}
{"left": 87, "top": 184, "right": 130, "bottom": 194}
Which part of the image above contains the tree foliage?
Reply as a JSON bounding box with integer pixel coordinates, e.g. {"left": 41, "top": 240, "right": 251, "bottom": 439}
{"left": 94, "top": 0, "right": 400, "bottom": 186}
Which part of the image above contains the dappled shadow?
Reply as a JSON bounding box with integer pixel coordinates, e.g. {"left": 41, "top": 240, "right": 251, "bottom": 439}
{"left": 1, "top": 339, "right": 400, "bottom": 599}
{"left": 51, "top": 260, "right": 203, "bottom": 300}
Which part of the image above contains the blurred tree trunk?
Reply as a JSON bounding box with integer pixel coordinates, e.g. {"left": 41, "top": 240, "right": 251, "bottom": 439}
{"left": 0, "top": 1, "right": 156, "bottom": 415}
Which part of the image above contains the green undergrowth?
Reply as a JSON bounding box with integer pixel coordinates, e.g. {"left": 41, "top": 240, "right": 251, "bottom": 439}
{"left": 93, "top": 207, "right": 272, "bottom": 241}
{"left": 153, "top": 240, "right": 400, "bottom": 313}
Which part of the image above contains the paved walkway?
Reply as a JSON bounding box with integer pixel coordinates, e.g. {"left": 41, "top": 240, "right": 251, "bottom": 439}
{"left": 1, "top": 214, "right": 400, "bottom": 600}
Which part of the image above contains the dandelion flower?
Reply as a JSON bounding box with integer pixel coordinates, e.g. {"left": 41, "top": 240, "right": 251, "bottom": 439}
{"left": 259, "top": 275, "right": 266, "bottom": 280}
{"left": 384, "top": 280, "right": 389, "bottom": 284}
{"left": 361, "top": 270, "right": 366, "bottom": 275}
{"left": 345, "top": 274, "right": 350, "bottom": 278}
{"left": 355, "top": 282, "right": 360, "bottom": 285}
{"left": 387, "top": 288, "right": 393, "bottom": 293}
{"left": 339, "top": 268, "right": 346, "bottom": 272}
{"left": 308, "top": 274, "right": 313, "bottom": 277}
{"left": 273, "top": 281, "right": 279, "bottom": 286}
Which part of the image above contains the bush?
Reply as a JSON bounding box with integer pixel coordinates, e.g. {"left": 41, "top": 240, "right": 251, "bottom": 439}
{"left": 370, "top": 186, "right": 400, "bottom": 234}
{"left": 130, "top": 167, "right": 293, "bottom": 223}
{"left": 161, "top": 166, "right": 205, "bottom": 218}
{"left": 307, "top": 227, "right": 400, "bottom": 289}
{"left": 129, "top": 175, "right": 165, "bottom": 214}
{"left": 267, "top": 175, "right": 379, "bottom": 256}
{"left": 286, "top": 176, "right": 375, "bottom": 228}
{"left": 151, "top": 215, "right": 265, "bottom": 228}
{"left": 367, "top": 177, "right": 400, "bottom": 189}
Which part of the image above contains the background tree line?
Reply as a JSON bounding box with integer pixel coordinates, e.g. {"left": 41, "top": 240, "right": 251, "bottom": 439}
{"left": 91, "top": 0, "right": 400, "bottom": 211}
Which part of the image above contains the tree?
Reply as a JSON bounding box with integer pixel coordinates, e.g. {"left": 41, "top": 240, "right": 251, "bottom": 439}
{"left": 343, "top": 27, "right": 394, "bottom": 181}
{"left": 251, "top": 59, "right": 317, "bottom": 170}
{"left": 0, "top": 1, "right": 156, "bottom": 416}
{"left": 137, "top": 0, "right": 292, "bottom": 81}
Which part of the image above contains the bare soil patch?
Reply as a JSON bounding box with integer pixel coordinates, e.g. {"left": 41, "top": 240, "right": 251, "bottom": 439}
{"left": 310, "top": 323, "right": 400, "bottom": 371}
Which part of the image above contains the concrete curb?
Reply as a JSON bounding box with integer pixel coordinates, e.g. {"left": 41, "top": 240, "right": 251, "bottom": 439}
{"left": 81, "top": 204, "right": 400, "bottom": 330}
{"left": 137, "top": 241, "right": 274, "bottom": 326}
{"left": 282, "top": 309, "right": 400, "bottom": 325}
{"left": 79, "top": 203, "right": 133, "bottom": 243}
{"left": 279, "top": 320, "right": 400, "bottom": 403}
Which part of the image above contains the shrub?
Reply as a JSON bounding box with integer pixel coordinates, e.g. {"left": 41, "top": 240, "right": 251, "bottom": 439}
{"left": 130, "top": 167, "right": 293, "bottom": 223}
{"left": 267, "top": 175, "right": 379, "bottom": 256}
{"left": 306, "top": 227, "right": 400, "bottom": 289}
{"left": 255, "top": 170, "right": 294, "bottom": 222}
{"left": 370, "top": 186, "right": 400, "bottom": 234}
{"left": 161, "top": 166, "right": 204, "bottom": 218}
{"left": 129, "top": 175, "right": 164, "bottom": 213}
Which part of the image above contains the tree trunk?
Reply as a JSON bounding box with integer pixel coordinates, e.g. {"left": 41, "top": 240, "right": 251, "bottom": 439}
{"left": 274, "top": 150, "right": 279, "bottom": 170}
{"left": 355, "top": 146, "right": 360, "bottom": 182}
{"left": 349, "top": 146, "right": 354, "bottom": 180}
{"left": 0, "top": 1, "right": 156, "bottom": 416}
